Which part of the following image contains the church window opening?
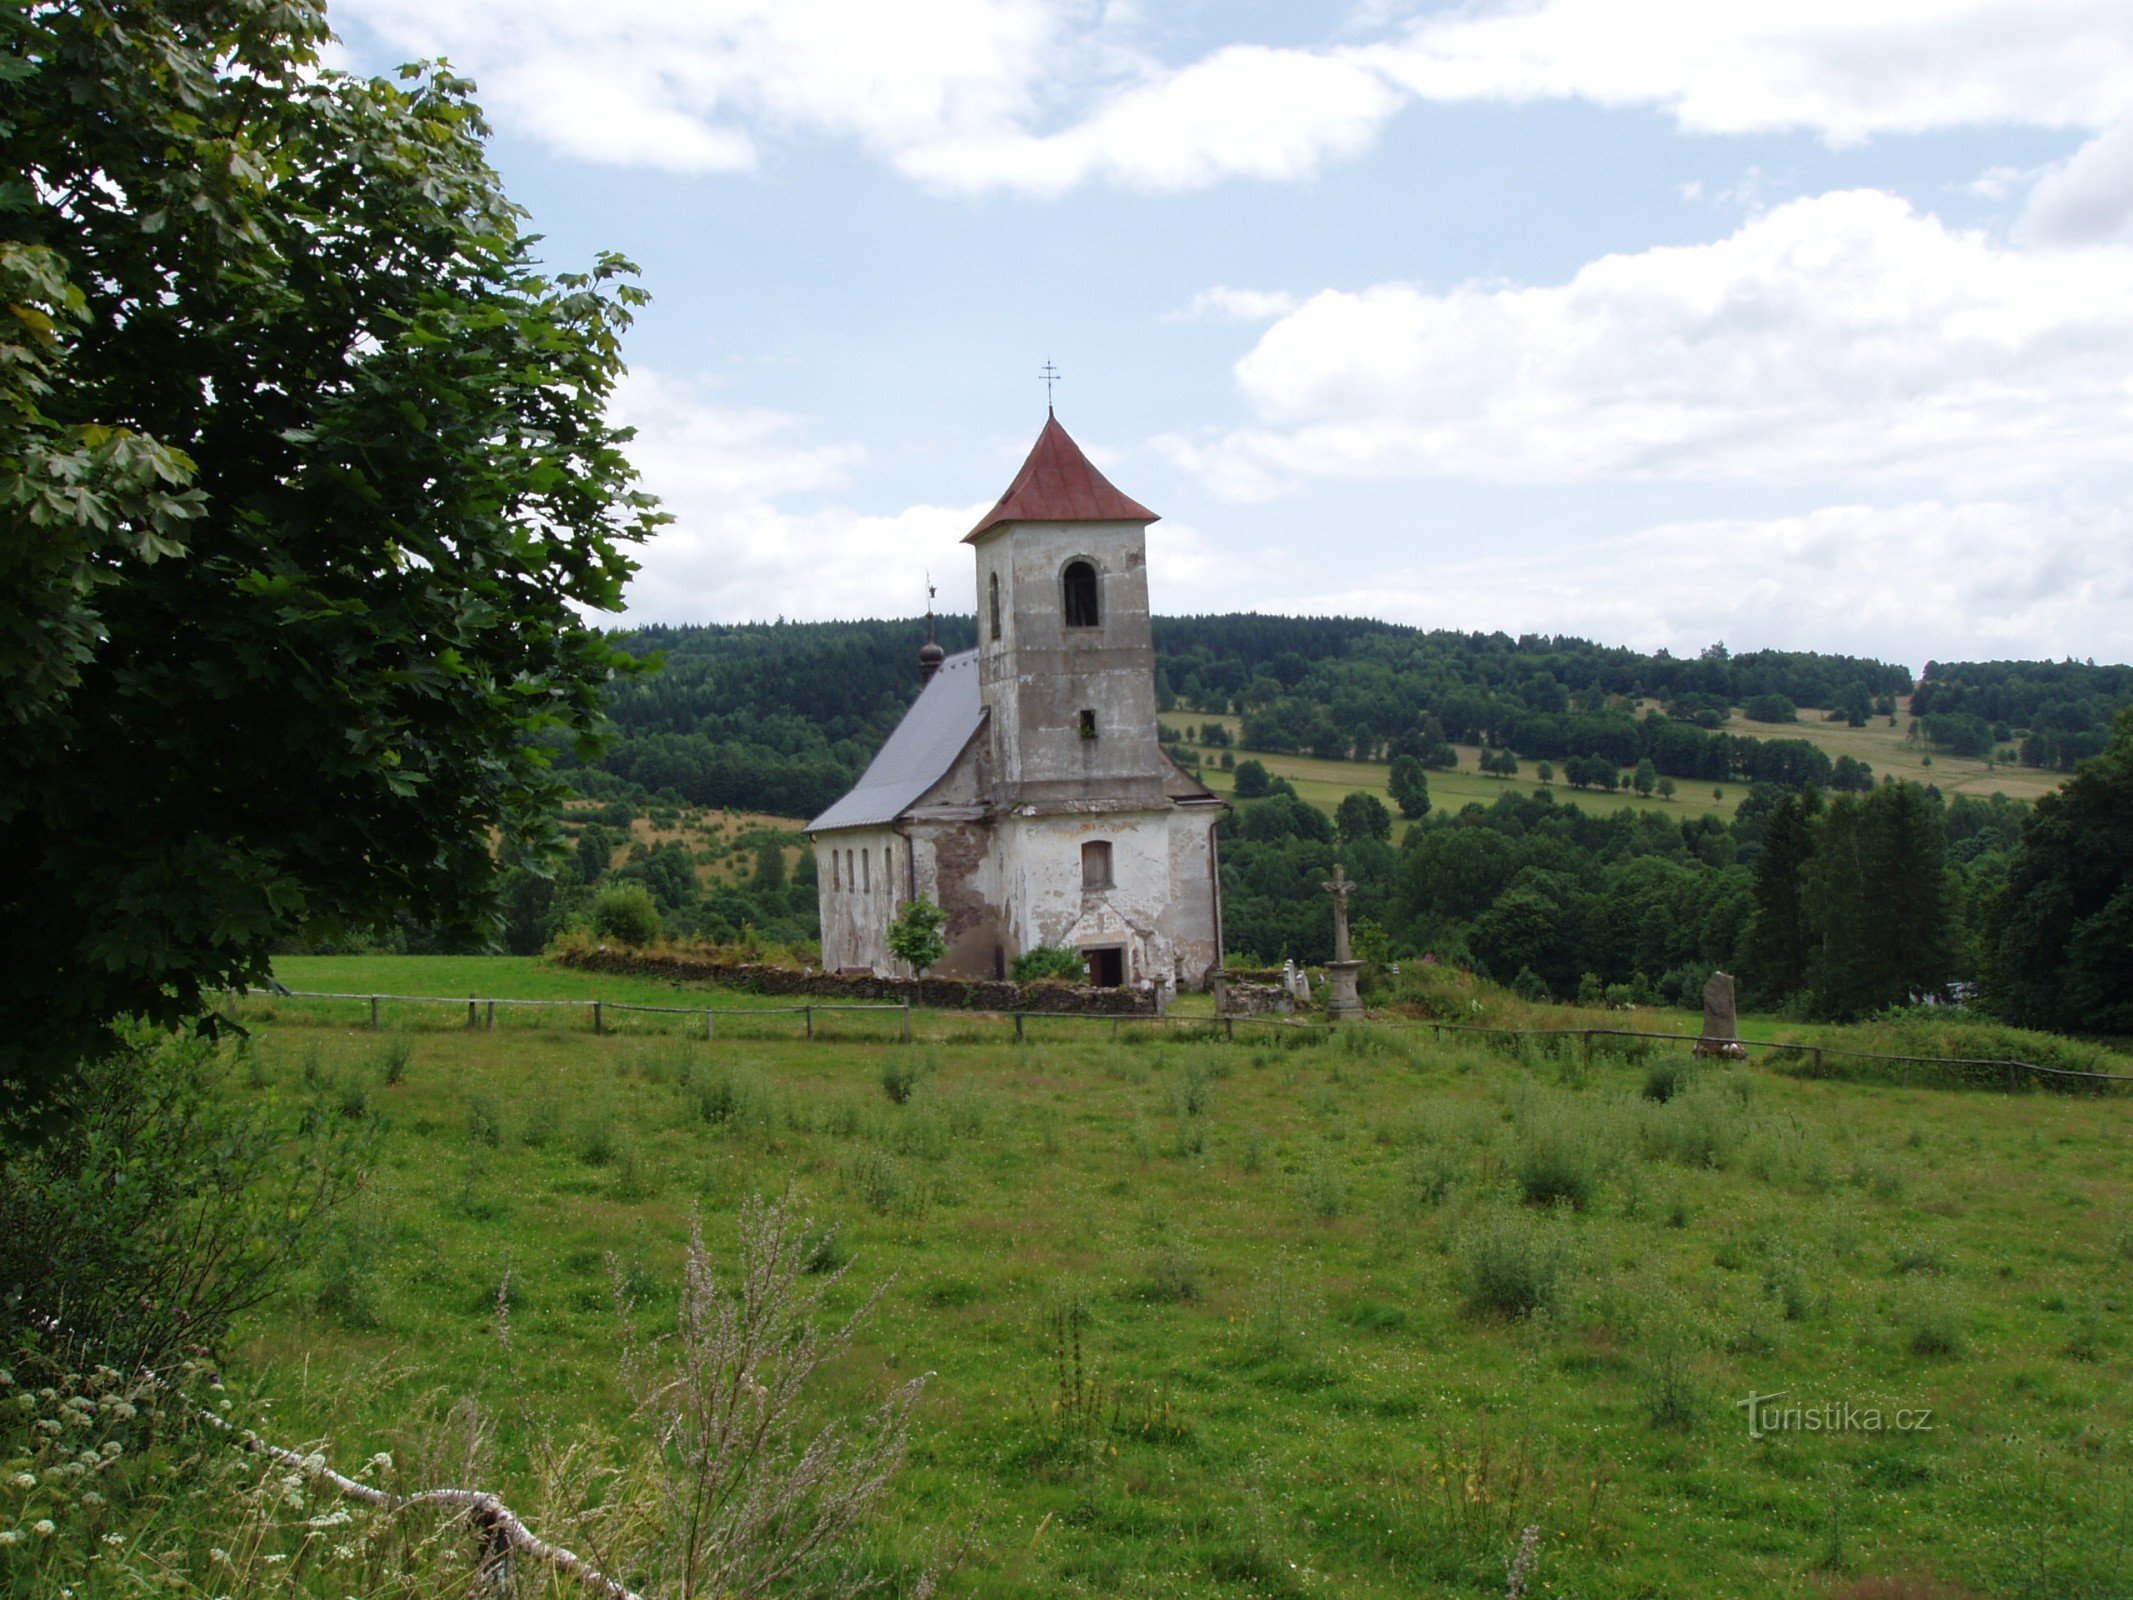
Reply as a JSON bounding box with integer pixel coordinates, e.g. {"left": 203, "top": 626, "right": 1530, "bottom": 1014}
{"left": 1082, "top": 839, "right": 1114, "bottom": 891}
{"left": 989, "top": 572, "right": 1001, "bottom": 640}
{"left": 845, "top": 850, "right": 854, "bottom": 892}
{"left": 831, "top": 850, "right": 840, "bottom": 892}
{"left": 861, "top": 849, "right": 870, "bottom": 894}
{"left": 1086, "top": 946, "right": 1124, "bottom": 987}
{"left": 1078, "top": 708, "right": 1097, "bottom": 740}
{"left": 1063, "top": 560, "right": 1100, "bottom": 627}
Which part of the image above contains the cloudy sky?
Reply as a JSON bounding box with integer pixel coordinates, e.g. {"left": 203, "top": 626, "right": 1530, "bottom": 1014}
{"left": 328, "top": 1, "right": 2133, "bottom": 670}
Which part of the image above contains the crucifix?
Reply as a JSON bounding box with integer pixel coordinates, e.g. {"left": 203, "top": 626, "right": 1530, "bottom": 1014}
{"left": 1321, "top": 862, "right": 1354, "bottom": 964}
{"left": 1039, "top": 360, "right": 1061, "bottom": 412}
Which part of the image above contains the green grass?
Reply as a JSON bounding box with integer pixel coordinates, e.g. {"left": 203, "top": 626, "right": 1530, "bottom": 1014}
{"left": 210, "top": 963, "right": 2133, "bottom": 1599}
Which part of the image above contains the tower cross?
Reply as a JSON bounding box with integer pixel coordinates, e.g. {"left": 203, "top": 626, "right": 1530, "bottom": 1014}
{"left": 1038, "top": 360, "right": 1061, "bottom": 412}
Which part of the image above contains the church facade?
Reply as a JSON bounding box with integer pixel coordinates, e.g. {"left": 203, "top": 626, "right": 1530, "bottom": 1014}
{"left": 806, "top": 414, "right": 1226, "bottom": 994}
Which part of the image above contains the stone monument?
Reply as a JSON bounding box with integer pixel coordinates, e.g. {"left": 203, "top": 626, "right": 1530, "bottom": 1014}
{"left": 1694, "top": 970, "right": 1747, "bottom": 1059}
{"left": 1321, "top": 863, "right": 1364, "bottom": 1021}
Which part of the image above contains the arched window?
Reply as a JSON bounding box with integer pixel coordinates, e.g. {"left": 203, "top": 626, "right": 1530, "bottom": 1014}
{"left": 845, "top": 850, "right": 854, "bottom": 893}
{"left": 861, "top": 849, "right": 870, "bottom": 894}
{"left": 1063, "top": 560, "right": 1100, "bottom": 627}
{"left": 831, "top": 849, "right": 841, "bottom": 892}
{"left": 1081, "top": 839, "right": 1114, "bottom": 891}
{"left": 989, "top": 572, "right": 1002, "bottom": 640}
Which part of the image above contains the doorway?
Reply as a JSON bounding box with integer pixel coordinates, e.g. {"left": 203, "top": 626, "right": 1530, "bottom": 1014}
{"left": 1086, "top": 946, "right": 1125, "bottom": 988}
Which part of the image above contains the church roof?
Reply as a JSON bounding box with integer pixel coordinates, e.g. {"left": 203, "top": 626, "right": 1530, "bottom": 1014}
{"left": 806, "top": 648, "right": 982, "bottom": 834}
{"left": 964, "top": 414, "right": 1159, "bottom": 542}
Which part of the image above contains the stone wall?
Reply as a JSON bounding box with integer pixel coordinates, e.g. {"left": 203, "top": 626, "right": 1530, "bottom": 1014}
{"left": 553, "top": 947, "right": 1159, "bottom": 1014}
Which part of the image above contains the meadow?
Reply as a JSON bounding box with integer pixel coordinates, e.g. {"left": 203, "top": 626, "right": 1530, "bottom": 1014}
{"left": 170, "top": 959, "right": 2133, "bottom": 1598}
{"left": 1171, "top": 698, "right": 2051, "bottom": 836}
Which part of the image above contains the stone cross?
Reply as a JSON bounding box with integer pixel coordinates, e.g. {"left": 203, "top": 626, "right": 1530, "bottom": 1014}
{"left": 1321, "top": 862, "right": 1354, "bottom": 964}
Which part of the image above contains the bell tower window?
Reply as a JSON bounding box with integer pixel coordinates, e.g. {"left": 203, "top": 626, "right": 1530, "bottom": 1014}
{"left": 1063, "top": 560, "right": 1100, "bottom": 627}
{"left": 989, "top": 571, "right": 1002, "bottom": 640}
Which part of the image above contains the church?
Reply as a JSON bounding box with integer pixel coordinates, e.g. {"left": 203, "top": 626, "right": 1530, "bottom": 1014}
{"left": 806, "top": 413, "right": 1227, "bottom": 994}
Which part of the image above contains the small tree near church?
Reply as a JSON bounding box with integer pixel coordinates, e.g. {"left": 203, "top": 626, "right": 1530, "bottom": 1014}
{"left": 888, "top": 895, "right": 949, "bottom": 975}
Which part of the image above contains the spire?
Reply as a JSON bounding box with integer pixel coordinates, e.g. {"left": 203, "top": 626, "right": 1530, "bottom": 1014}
{"left": 918, "top": 574, "right": 944, "bottom": 684}
{"left": 963, "top": 414, "right": 1159, "bottom": 543}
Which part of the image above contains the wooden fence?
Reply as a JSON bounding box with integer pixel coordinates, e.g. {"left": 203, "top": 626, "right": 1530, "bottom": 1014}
{"left": 237, "top": 990, "right": 2130, "bottom": 1094}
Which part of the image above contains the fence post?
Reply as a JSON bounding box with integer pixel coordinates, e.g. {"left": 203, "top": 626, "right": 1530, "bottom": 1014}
{"left": 1014, "top": 1012, "right": 1025, "bottom": 1043}
{"left": 1225, "top": 1017, "right": 1235, "bottom": 1042}
{"left": 2005, "top": 1060, "right": 2019, "bottom": 1094}
{"left": 593, "top": 1000, "right": 603, "bottom": 1036}
{"left": 705, "top": 1009, "right": 715, "bottom": 1042}
{"left": 900, "top": 1000, "right": 912, "bottom": 1043}
{"left": 467, "top": 996, "right": 478, "bottom": 1030}
{"left": 804, "top": 1006, "right": 814, "bottom": 1041}
{"left": 1812, "top": 1046, "right": 1824, "bottom": 1076}
{"left": 486, "top": 1000, "right": 496, "bottom": 1030}
{"left": 370, "top": 995, "right": 380, "bottom": 1030}
{"left": 1582, "top": 1030, "right": 1593, "bottom": 1071}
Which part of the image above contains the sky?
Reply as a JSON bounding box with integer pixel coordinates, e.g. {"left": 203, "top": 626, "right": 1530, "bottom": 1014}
{"left": 325, "top": 1, "right": 2133, "bottom": 672}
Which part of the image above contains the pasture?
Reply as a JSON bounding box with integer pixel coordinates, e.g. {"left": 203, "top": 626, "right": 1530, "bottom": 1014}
{"left": 205, "top": 961, "right": 2133, "bottom": 1598}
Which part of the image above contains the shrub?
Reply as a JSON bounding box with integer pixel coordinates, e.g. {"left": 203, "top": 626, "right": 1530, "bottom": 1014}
{"left": 1458, "top": 1207, "right": 1569, "bottom": 1320}
{"left": 1013, "top": 944, "right": 1085, "bottom": 983}
{"left": 377, "top": 1037, "right": 412, "bottom": 1086}
{"left": 591, "top": 880, "right": 663, "bottom": 944}
{"left": 1642, "top": 1057, "right": 1693, "bottom": 1103}
{"left": 1510, "top": 1113, "right": 1599, "bottom": 1210}
{"left": 881, "top": 1050, "right": 930, "bottom": 1106}
{"left": 465, "top": 1093, "right": 506, "bottom": 1147}
{"left": 1892, "top": 1283, "right": 1966, "bottom": 1357}
{"left": 0, "top": 1027, "right": 359, "bottom": 1372}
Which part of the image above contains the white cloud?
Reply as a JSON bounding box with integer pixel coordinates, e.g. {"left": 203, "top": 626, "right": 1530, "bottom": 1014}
{"left": 894, "top": 45, "right": 1402, "bottom": 194}
{"left": 2019, "top": 114, "right": 2133, "bottom": 244}
{"left": 1373, "top": 1, "right": 2133, "bottom": 144}
{"left": 1168, "top": 286, "right": 1304, "bottom": 322}
{"left": 1269, "top": 498, "right": 2133, "bottom": 669}
{"left": 606, "top": 371, "right": 980, "bottom": 621}
{"left": 335, "top": 0, "right": 2133, "bottom": 192}
{"left": 1169, "top": 190, "right": 2133, "bottom": 494}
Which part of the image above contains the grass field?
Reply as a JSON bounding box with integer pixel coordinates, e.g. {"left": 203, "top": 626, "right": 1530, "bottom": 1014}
{"left": 207, "top": 957, "right": 2133, "bottom": 1599}
{"left": 1167, "top": 698, "right": 2059, "bottom": 836}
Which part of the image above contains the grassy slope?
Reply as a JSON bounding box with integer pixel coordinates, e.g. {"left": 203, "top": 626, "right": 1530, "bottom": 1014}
{"left": 1171, "top": 697, "right": 2059, "bottom": 835}
{"left": 231, "top": 958, "right": 2133, "bottom": 1599}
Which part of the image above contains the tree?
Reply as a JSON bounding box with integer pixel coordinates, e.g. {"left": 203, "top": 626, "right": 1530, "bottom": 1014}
{"left": 1633, "top": 757, "right": 1658, "bottom": 796}
{"left": 1743, "top": 789, "right": 1821, "bottom": 1000}
{"left": 1802, "top": 783, "right": 1953, "bottom": 1019}
{"left": 2, "top": 2, "right": 661, "bottom": 1120}
{"left": 887, "top": 895, "right": 948, "bottom": 975}
{"left": 1656, "top": 776, "right": 1676, "bottom": 801}
{"left": 1233, "top": 758, "right": 1272, "bottom": 798}
{"left": 1990, "top": 710, "right": 2133, "bottom": 1033}
{"left": 593, "top": 882, "right": 663, "bottom": 946}
{"left": 1389, "top": 755, "right": 1431, "bottom": 819}
{"left": 1336, "top": 790, "right": 1393, "bottom": 844}
{"left": 1536, "top": 761, "right": 1555, "bottom": 786}
{"left": 753, "top": 837, "right": 788, "bottom": 892}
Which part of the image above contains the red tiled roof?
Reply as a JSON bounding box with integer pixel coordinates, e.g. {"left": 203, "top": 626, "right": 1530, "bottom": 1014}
{"left": 964, "top": 414, "right": 1159, "bottom": 542}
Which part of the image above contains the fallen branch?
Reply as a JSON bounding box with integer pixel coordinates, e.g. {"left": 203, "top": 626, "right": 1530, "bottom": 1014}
{"left": 196, "top": 1405, "right": 645, "bottom": 1600}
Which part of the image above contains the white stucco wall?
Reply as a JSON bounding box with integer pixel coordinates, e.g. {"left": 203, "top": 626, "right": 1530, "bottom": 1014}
{"left": 813, "top": 827, "right": 901, "bottom": 973}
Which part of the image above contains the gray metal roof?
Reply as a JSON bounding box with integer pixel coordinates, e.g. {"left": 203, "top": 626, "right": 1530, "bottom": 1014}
{"left": 806, "top": 649, "right": 982, "bottom": 833}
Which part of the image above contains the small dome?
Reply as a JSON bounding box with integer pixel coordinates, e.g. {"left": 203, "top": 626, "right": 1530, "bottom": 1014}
{"left": 919, "top": 639, "right": 946, "bottom": 665}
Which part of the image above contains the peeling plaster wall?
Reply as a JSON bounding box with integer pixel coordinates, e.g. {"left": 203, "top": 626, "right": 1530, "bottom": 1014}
{"left": 972, "top": 520, "right": 1167, "bottom": 811}
{"left": 993, "top": 808, "right": 1221, "bottom": 990}
{"left": 813, "top": 827, "right": 901, "bottom": 973}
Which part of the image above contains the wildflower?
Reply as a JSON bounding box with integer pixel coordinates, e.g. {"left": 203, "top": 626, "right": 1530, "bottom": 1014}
{"left": 10, "top": 1473, "right": 34, "bottom": 1490}
{"left": 103, "top": 1533, "right": 126, "bottom": 1547}
{"left": 99, "top": 1442, "right": 123, "bottom": 1459}
{"left": 32, "top": 1519, "right": 56, "bottom": 1537}
{"left": 263, "top": 1551, "right": 288, "bottom": 1564}
{"left": 210, "top": 1547, "right": 231, "bottom": 1564}
{"left": 80, "top": 1493, "right": 105, "bottom": 1508}
{"left": 0, "top": 1531, "right": 20, "bottom": 1545}
{"left": 368, "top": 1452, "right": 392, "bottom": 1474}
{"left": 110, "top": 1403, "right": 136, "bottom": 1421}
{"left": 35, "top": 1419, "right": 62, "bottom": 1436}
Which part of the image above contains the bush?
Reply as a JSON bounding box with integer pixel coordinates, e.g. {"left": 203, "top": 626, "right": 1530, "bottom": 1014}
{"left": 1014, "top": 944, "right": 1085, "bottom": 983}
{"left": 0, "top": 1027, "right": 359, "bottom": 1372}
{"left": 1458, "top": 1206, "right": 1569, "bottom": 1320}
{"left": 1643, "top": 1057, "right": 1693, "bottom": 1103}
{"left": 881, "top": 1049, "right": 932, "bottom": 1105}
{"left": 592, "top": 881, "right": 663, "bottom": 945}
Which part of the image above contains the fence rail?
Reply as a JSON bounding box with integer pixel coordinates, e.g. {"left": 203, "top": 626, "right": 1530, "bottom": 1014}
{"left": 235, "top": 989, "right": 2131, "bottom": 1092}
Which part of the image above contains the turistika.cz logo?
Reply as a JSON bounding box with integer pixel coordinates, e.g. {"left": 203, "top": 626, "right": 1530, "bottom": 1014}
{"left": 1736, "top": 1390, "right": 1934, "bottom": 1440}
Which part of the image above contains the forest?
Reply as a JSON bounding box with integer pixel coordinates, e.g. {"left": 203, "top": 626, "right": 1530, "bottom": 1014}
{"left": 517, "top": 616, "right": 2133, "bottom": 1033}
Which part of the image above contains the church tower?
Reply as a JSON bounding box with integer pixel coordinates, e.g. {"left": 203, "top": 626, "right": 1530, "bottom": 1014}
{"left": 966, "top": 414, "right": 1170, "bottom": 811}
